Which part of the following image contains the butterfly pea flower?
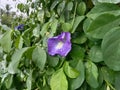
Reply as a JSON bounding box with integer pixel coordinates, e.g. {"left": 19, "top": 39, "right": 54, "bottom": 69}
{"left": 47, "top": 32, "right": 71, "bottom": 57}
{"left": 15, "top": 24, "right": 24, "bottom": 31}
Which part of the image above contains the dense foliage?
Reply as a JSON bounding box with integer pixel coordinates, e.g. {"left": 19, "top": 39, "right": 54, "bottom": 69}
{"left": 0, "top": 0, "right": 120, "bottom": 90}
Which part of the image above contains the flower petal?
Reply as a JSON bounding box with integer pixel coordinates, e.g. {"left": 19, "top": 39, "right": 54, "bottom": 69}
{"left": 48, "top": 38, "right": 61, "bottom": 56}
{"left": 56, "top": 41, "right": 71, "bottom": 56}
{"left": 47, "top": 32, "right": 71, "bottom": 57}
{"left": 15, "top": 24, "right": 24, "bottom": 31}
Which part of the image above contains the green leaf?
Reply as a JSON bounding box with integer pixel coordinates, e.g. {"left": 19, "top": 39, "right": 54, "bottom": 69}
{"left": 22, "top": 29, "right": 31, "bottom": 46}
{"left": 8, "top": 48, "right": 28, "bottom": 74}
{"left": 62, "top": 23, "right": 72, "bottom": 32}
{"left": 0, "top": 24, "right": 11, "bottom": 31}
{"left": 25, "top": 46, "right": 35, "bottom": 60}
{"left": 87, "top": 3, "right": 120, "bottom": 19}
{"left": 77, "top": 1, "right": 86, "bottom": 15}
{"left": 59, "top": 14, "right": 65, "bottom": 23}
{"left": 50, "top": 0, "right": 60, "bottom": 10}
{"left": 69, "top": 60, "right": 85, "bottom": 90}
{"left": 101, "top": 67, "right": 115, "bottom": 84}
{"left": 40, "top": 22, "right": 50, "bottom": 37}
{"left": 14, "top": 36, "right": 23, "bottom": 49}
{"left": 89, "top": 45, "right": 103, "bottom": 62}
{"left": 46, "top": 68, "right": 55, "bottom": 75}
{"left": 83, "top": 18, "right": 98, "bottom": 41}
{"left": 91, "top": 0, "right": 99, "bottom": 5}
{"left": 0, "top": 61, "right": 6, "bottom": 76}
{"left": 72, "top": 16, "right": 85, "bottom": 33}
{"left": 84, "top": 14, "right": 120, "bottom": 39}
{"left": 63, "top": 61, "right": 79, "bottom": 78}
{"left": 102, "top": 27, "right": 120, "bottom": 71}
{"left": 32, "top": 46, "right": 46, "bottom": 70}
{"left": 115, "top": 72, "right": 120, "bottom": 90}
{"left": 92, "top": 0, "right": 120, "bottom": 5}
{"left": 70, "top": 45, "right": 85, "bottom": 60}
{"left": 5, "top": 74, "right": 13, "bottom": 89}
{"left": 85, "top": 61, "right": 99, "bottom": 88}
{"left": 50, "top": 19, "right": 58, "bottom": 36}
{"left": 57, "top": 1, "right": 66, "bottom": 15}
{"left": 37, "top": 10, "right": 44, "bottom": 23}
{"left": 98, "top": 69, "right": 104, "bottom": 87}
{"left": 72, "top": 33, "right": 87, "bottom": 44}
{"left": 47, "top": 55, "right": 59, "bottom": 67}
{"left": 67, "top": 2, "right": 73, "bottom": 11}
{"left": 98, "top": 0, "right": 120, "bottom": 4}
{"left": 33, "top": 24, "right": 40, "bottom": 37}
{"left": 26, "top": 71, "right": 32, "bottom": 90}
{"left": 0, "top": 30, "right": 13, "bottom": 53}
{"left": 17, "top": 3, "right": 24, "bottom": 12}
{"left": 42, "top": 84, "right": 51, "bottom": 90}
{"left": 50, "top": 68, "right": 68, "bottom": 90}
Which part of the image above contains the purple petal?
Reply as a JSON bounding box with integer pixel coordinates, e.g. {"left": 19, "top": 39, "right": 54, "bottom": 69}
{"left": 47, "top": 32, "right": 71, "bottom": 57}
{"left": 56, "top": 41, "right": 71, "bottom": 56}
{"left": 47, "top": 38, "right": 59, "bottom": 56}
{"left": 15, "top": 24, "right": 24, "bottom": 31}
{"left": 64, "top": 32, "right": 71, "bottom": 42}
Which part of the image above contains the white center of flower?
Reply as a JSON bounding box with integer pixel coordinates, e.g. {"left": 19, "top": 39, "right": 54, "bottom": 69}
{"left": 56, "top": 41, "right": 64, "bottom": 49}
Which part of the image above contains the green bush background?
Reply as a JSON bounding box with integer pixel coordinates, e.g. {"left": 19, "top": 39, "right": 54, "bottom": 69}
{"left": 0, "top": 0, "right": 120, "bottom": 90}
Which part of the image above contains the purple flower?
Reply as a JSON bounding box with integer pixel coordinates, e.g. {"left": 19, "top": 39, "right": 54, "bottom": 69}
{"left": 15, "top": 24, "right": 24, "bottom": 31}
{"left": 47, "top": 32, "right": 71, "bottom": 57}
